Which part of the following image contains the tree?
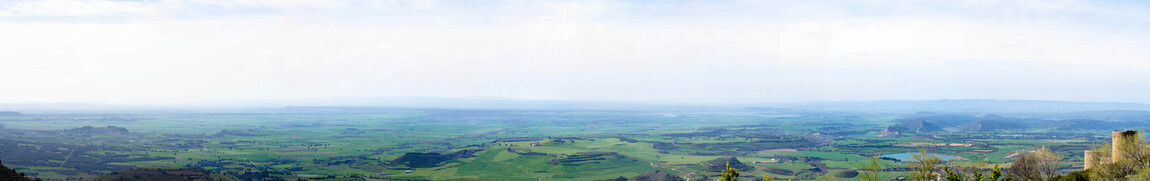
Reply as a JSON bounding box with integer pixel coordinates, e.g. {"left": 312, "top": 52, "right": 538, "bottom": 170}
{"left": 966, "top": 159, "right": 989, "bottom": 181}
{"left": 1087, "top": 143, "right": 1120, "bottom": 180}
{"left": 971, "top": 167, "right": 985, "bottom": 181}
{"left": 944, "top": 167, "right": 965, "bottom": 181}
{"left": 1090, "top": 131, "right": 1150, "bottom": 180}
{"left": 0, "top": 160, "right": 43, "bottom": 181}
{"left": 991, "top": 164, "right": 1004, "bottom": 181}
{"left": 1050, "top": 170, "right": 1090, "bottom": 181}
{"left": 859, "top": 153, "right": 884, "bottom": 181}
{"left": 941, "top": 162, "right": 989, "bottom": 181}
{"left": 908, "top": 149, "right": 943, "bottom": 181}
{"left": 1115, "top": 131, "right": 1150, "bottom": 166}
{"left": 763, "top": 174, "right": 774, "bottom": 181}
{"left": 720, "top": 162, "right": 740, "bottom": 181}
{"left": 1010, "top": 147, "right": 1065, "bottom": 181}
{"left": 1034, "top": 147, "right": 1064, "bottom": 180}
{"left": 1010, "top": 152, "right": 1041, "bottom": 181}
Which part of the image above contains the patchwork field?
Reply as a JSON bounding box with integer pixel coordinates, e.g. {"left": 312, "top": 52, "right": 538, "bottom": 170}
{"left": 0, "top": 107, "right": 1118, "bottom": 180}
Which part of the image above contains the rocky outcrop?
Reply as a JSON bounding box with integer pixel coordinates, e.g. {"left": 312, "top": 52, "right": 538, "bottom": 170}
{"left": 876, "top": 125, "right": 906, "bottom": 137}
{"left": 876, "top": 120, "right": 944, "bottom": 137}
{"left": 898, "top": 120, "right": 944, "bottom": 132}
{"left": 702, "top": 157, "right": 753, "bottom": 172}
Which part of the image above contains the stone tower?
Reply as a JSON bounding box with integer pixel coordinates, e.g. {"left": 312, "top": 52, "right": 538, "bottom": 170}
{"left": 1087, "top": 130, "right": 1140, "bottom": 170}
{"left": 1084, "top": 151, "right": 1100, "bottom": 170}
{"left": 1113, "top": 130, "right": 1138, "bottom": 163}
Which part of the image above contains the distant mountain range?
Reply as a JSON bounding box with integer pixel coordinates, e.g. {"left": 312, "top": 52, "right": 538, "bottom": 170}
{"left": 876, "top": 110, "right": 1150, "bottom": 137}
{"left": 765, "top": 99, "right": 1150, "bottom": 113}
{"left": 2, "top": 98, "right": 1149, "bottom": 114}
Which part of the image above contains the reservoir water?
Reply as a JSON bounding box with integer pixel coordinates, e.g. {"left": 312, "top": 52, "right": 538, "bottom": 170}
{"left": 881, "top": 152, "right": 956, "bottom": 161}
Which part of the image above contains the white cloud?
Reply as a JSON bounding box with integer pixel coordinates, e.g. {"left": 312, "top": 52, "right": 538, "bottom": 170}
{"left": 0, "top": 0, "right": 1149, "bottom": 104}
{"left": 179, "top": 0, "right": 345, "bottom": 8}
{"left": 0, "top": 0, "right": 352, "bottom": 19}
{"left": 0, "top": 0, "right": 161, "bottom": 17}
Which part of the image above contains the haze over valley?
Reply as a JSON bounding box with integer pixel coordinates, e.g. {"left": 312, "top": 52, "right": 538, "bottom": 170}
{"left": 3, "top": 0, "right": 1150, "bottom": 181}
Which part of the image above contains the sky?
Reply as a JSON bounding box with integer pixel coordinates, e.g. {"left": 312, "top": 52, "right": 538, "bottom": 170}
{"left": 1, "top": 0, "right": 1150, "bottom": 105}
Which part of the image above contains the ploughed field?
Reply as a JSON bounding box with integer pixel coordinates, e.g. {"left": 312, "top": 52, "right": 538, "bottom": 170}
{"left": 0, "top": 108, "right": 1115, "bottom": 180}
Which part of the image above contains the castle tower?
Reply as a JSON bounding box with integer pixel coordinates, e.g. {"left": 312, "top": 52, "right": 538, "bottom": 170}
{"left": 1088, "top": 130, "right": 1140, "bottom": 170}
{"left": 1085, "top": 151, "right": 1100, "bottom": 170}
{"left": 1113, "top": 130, "right": 1138, "bottom": 163}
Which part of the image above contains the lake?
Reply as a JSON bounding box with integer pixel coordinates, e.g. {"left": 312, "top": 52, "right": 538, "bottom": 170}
{"left": 881, "top": 152, "right": 957, "bottom": 161}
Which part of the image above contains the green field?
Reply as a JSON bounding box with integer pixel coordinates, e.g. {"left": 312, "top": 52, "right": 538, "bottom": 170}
{"left": 0, "top": 108, "right": 1113, "bottom": 181}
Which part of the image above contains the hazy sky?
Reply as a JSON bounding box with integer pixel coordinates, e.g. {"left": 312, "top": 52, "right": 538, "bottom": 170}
{"left": 2, "top": 0, "right": 1150, "bottom": 104}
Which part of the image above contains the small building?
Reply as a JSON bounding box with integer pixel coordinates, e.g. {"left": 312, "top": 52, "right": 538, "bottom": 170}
{"left": 404, "top": 170, "right": 413, "bottom": 173}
